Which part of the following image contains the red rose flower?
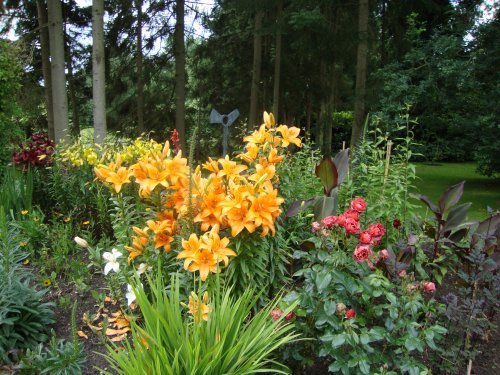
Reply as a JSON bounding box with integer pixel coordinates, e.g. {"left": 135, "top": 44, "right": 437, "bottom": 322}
{"left": 270, "top": 308, "right": 283, "bottom": 321}
{"left": 359, "top": 231, "right": 373, "bottom": 245}
{"left": 344, "top": 209, "right": 360, "bottom": 222}
{"left": 321, "top": 216, "right": 337, "bottom": 229}
{"left": 344, "top": 218, "right": 360, "bottom": 235}
{"left": 353, "top": 244, "right": 372, "bottom": 262}
{"left": 285, "top": 311, "right": 296, "bottom": 321}
{"left": 422, "top": 282, "right": 436, "bottom": 293}
{"left": 367, "top": 223, "right": 386, "bottom": 238}
{"left": 345, "top": 309, "right": 356, "bottom": 319}
{"left": 335, "top": 214, "right": 345, "bottom": 227}
{"left": 351, "top": 198, "right": 367, "bottom": 213}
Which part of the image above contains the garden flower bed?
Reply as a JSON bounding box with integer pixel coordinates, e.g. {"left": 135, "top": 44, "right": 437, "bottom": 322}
{"left": 1, "top": 113, "right": 498, "bottom": 374}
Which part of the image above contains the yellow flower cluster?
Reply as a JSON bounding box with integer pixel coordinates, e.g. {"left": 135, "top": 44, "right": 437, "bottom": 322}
{"left": 57, "top": 137, "right": 163, "bottom": 168}
{"left": 94, "top": 112, "right": 302, "bottom": 285}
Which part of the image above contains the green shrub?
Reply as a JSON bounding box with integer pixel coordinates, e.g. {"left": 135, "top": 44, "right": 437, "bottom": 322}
{"left": 0, "top": 211, "right": 55, "bottom": 363}
{"left": 20, "top": 303, "right": 86, "bottom": 375}
{"left": 289, "top": 200, "right": 446, "bottom": 374}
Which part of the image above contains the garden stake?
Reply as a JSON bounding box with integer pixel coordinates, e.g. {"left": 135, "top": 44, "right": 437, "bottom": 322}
{"left": 210, "top": 108, "right": 240, "bottom": 157}
{"left": 383, "top": 140, "right": 392, "bottom": 186}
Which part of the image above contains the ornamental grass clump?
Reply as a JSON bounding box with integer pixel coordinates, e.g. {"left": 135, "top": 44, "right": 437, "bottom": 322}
{"left": 102, "top": 273, "right": 300, "bottom": 375}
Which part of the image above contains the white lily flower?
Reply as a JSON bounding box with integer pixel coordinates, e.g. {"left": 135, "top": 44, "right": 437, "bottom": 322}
{"left": 136, "top": 263, "right": 151, "bottom": 276}
{"left": 102, "top": 248, "right": 122, "bottom": 275}
{"left": 74, "top": 236, "right": 89, "bottom": 248}
{"left": 126, "top": 284, "right": 139, "bottom": 306}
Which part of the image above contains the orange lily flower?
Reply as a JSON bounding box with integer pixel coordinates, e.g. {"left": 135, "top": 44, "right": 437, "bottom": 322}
{"left": 217, "top": 155, "right": 248, "bottom": 179}
{"left": 106, "top": 166, "right": 132, "bottom": 193}
{"left": 276, "top": 125, "right": 302, "bottom": 147}
{"left": 202, "top": 226, "right": 236, "bottom": 267}
{"left": 184, "top": 291, "right": 210, "bottom": 322}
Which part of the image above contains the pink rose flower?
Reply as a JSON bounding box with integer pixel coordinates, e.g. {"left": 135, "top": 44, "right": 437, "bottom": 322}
{"left": 359, "top": 231, "right": 373, "bottom": 245}
{"left": 353, "top": 244, "right": 372, "bottom": 262}
{"left": 368, "top": 223, "right": 386, "bottom": 238}
{"left": 351, "top": 198, "right": 367, "bottom": 213}
{"left": 378, "top": 249, "right": 389, "bottom": 261}
{"left": 311, "top": 221, "right": 321, "bottom": 233}
{"left": 343, "top": 209, "right": 360, "bottom": 222}
{"left": 398, "top": 269, "right": 407, "bottom": 278}
{"left": 345, "top": 309, "right": 356, "bottom": 319}
{"left": 321, "top": 216, "right": 337, "bottom": 229}
{"left": 344, "top": 218, "right": 360, "bottom": 235}
{"left": 271, "top": 308, "right": 283, "bottom": 321}
{"left": 422, "top": 282, "right": 436, "bottom": 293}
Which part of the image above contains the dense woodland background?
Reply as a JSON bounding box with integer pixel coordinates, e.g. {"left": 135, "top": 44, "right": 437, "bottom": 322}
{"left": 0, "top": 0, "right": 499, "bottom": 174}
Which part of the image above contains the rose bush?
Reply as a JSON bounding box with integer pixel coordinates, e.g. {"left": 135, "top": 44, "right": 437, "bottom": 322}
{"left": 287, "top": 198, "right": 446, "bottom": 374}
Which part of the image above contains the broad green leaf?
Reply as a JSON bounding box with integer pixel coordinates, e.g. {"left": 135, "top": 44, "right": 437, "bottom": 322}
{"left": 360, "top": 333, "right": 370, "bottom": 345}
{"left": 358, "top": 360, "right": 370, "bottom": 374}
{"left": 315, "top": 272, "right": 332, "bottom": 292}
{"left": 331, "top": 334, "right": 346, "bottom": 348}
{"left": 386, "top": 293, "right": 397, "bottom": 305}
{"left": 404, "top": 336, "right": 420, "bottom": 352}
{"left": 438, "top": 180, "right": 465, "bottom": 214}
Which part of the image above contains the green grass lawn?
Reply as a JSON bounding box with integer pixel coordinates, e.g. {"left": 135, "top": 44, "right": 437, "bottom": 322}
{"left": 412, "top": 162, "right": 500, "bottom": 221}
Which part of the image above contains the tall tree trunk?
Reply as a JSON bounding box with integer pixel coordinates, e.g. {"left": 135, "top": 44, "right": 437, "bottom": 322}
{"left": 135, "top": 0, "right": 144, "bottom": 135}
{"left": 272, "top": 0, "right": 283, "bottom": 121}
{"left": 351, "top": 0, "right": 369, "bottom": 148}
{"left": 92, "top": 0, "right": 107, "bottom": 144}
{"left": 47, "top": 0, "right": 69, "bottom": 144}
{"left": 64, "top": 23, "right": 80, "bottom": 137}
{"left": 175, "top": 0, "right": 186, "bottom": 152}
{"left": 380, "top": 0, "right": 387, "bottom": 66}
{"left": 249, "top": 11, "right": 263, "bottom": 130}
{"left": 36, "top": 0, "right": 55, "bottom": 140}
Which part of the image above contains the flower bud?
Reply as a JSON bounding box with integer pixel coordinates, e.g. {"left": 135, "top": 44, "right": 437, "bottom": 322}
{"left": 74, "top": 236, "right": 89, "bottom": 248}
{"left": 336, "top": 303, "right": 347, "bottom": 316}
{"left": 345, "top": 309, "right": 356, "bottom": 319}
{"left": 270, "top": 308, "right": 283, "bottom": 321}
